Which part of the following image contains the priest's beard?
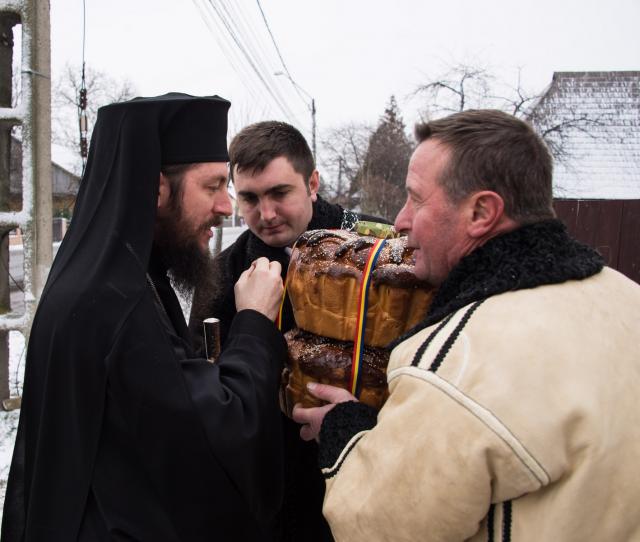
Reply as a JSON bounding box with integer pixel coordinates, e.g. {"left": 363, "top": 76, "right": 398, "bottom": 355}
{"left": 154, "top": 201, "right": 219, "bottom": 299}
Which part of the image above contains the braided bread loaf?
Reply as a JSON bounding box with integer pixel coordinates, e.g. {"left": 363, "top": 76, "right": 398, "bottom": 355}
{"left": 281, "top": 328, "right": 389, "bottom": 416}
{"left": 281, "top": 228, "right": 435, "bottom": 413}
{"left": 287, "top": 229, "right": 434, "bottom": 348}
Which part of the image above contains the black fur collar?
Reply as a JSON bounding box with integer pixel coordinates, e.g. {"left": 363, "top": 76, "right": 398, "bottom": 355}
{"left": 391, "top": 220, "right": 604, "bottom": 347}
{"left": 308, "top": 195, "right": 346, "bottom": 230}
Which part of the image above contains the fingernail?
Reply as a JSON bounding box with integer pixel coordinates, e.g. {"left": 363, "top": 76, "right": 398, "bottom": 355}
{"left": 307, "top": 382, "right": 316, "bottom": 391}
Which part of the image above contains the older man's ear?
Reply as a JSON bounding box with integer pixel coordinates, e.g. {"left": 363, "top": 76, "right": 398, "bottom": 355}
{"left": 466, "top": 190, "right": 517, "bottom": 240}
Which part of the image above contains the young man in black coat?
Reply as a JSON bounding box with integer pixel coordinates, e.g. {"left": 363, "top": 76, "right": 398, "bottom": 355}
{"left": 2, "top": 94, "right": 287, "bottom": 542}
{"left": 189, "top": 121, "right": 386, "bottom": 542}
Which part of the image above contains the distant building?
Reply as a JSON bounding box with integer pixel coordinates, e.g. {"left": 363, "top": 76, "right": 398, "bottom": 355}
{"left": 529, "top": 71, "right": 640, "bottom": 283}
{"left": 9, "top": 135, "right": 80, "bottom": 217}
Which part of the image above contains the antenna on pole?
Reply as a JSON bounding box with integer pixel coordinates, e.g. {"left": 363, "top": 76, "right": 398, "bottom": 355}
{"left": 78, "top": 0, "right": 88, "bottom": 173}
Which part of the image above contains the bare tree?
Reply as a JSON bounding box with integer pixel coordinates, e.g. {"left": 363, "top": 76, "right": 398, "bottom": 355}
{"left": 319, "top": 122, "right": 372, "bottom": 209}
{"left": 413, "top": 63, "right": 499, "bottom": 118}
{"left": 412, "top": 62, "right": 600, "bottom": 163}
{"left": 320, "top": 98, "right": 413, "bottom": 221}
{"left": 52, "top": 64, "right": 137, "bottom": 175}
{"left": 527, "top": 101, "right": 602, "bottom": 164}
{"left": 494, "top": 68, "right": 543, "bottom": 116}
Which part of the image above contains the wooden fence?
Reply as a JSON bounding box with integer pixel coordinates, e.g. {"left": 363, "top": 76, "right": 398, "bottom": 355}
{"left": 554, "top": 199, "right": 640, "bottom": 284}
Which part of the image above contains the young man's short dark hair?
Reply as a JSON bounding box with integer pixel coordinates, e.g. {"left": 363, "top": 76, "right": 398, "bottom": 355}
{"left": 229, "top": 121, "right": 315, "bottom": 185}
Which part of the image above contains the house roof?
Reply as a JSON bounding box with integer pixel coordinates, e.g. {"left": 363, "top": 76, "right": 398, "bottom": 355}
{"left": 529, "top": 71, "right": 640, "bottom": 199}
{"left": 10, "top": 136, "right": 81, "bottom": 196}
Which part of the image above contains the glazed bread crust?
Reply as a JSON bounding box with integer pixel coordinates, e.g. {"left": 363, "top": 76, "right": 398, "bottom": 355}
{"left": 281, "top": 328, "right": 389, "bottom": 415}
{"left": 287, "top": 230, "right": 435, "bottom": 348}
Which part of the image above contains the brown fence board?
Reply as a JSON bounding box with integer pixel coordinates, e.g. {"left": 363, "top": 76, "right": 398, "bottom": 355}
{"left": 554, "top": 199, "right": 640, "bottom": 284}
{"left": 619, "top": 200, "right": 640, "bottom": 283}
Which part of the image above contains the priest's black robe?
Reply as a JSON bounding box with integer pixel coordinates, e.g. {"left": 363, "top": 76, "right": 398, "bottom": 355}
{"left": 1, "top": 93, "right": 287, "bottom": 542}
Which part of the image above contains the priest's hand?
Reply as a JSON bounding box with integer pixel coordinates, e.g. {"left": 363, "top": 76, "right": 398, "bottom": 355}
{"left": 292, "top": 383, "right": 357, "bottom": 442}
{"left": 235, "top": 257, "right": 283, "bottom": 321}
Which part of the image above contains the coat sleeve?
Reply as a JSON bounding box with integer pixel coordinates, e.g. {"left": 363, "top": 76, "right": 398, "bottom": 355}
{"left": 179, "top": 309, "right": 287, "bottom": 522}
{"left": 319, "top": 372, "right": 546, "bottom": 542}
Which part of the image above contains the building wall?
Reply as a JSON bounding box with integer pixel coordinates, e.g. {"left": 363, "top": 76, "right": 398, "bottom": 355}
{"left": 10, "top": 136, "right": 79, "bottom": 216}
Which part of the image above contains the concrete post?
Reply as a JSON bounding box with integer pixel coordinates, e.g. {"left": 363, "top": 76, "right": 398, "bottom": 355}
{"left": 0, "top": 0, "right": 52, "bottom": 410}
{"left": 26, "top": 0, "right": 52, "bottom": 298}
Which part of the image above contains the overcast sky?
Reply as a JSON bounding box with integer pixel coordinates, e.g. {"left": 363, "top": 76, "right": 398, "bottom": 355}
{"left": 47, "top": 0, "right": 639, "bottom": 149}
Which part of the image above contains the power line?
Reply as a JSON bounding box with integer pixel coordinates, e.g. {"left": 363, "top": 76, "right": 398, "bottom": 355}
{"left": 198, "top": 0, "right": 301, "bottom": 124}
{"left": 254, "top": 0, "right": 306, "bottom": 107}
{"left": 252, "top": 0, "right": 315, "bottom": 152}
{"left": 215, "top": 0, "right": 299, "bottom": 121}
{"left": 192, "top": 0, "right": 264, "bottom": 106}
{"left": 191, "top": 0, "right": 315, "bottom": 147}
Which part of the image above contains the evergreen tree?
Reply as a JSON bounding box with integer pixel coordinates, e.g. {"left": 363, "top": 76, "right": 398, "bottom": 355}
{"left": 358, "top": 96, "right": 412, "bottom": 221}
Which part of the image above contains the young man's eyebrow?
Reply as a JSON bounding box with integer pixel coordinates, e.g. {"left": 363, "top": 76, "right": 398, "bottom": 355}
{"left": 236, "top": 189, "right": 257, "bottom": 198}
{"left": 264, "top": 184, "right": 291, "bottom": 194}
{"left": 237, "top": 184, "right": 292, "bottom": 198}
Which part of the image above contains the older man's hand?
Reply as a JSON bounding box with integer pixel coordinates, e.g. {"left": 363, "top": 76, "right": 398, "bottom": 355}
{"left": 292, "top": 383, "right": 358, "bottom": 442}
{"left": 235, "top": 257, "right": 283, "bottom": 321}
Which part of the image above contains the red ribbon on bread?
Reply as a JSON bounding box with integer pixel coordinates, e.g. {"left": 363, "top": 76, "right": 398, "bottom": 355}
{"left": 349, "top": 238, "right": 387, "bottom": 397}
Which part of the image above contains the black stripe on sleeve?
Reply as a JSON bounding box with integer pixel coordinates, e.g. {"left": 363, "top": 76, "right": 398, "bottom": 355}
{"left": 502, "top": 500, "right": 512, "bottom": 542}
{"left": 487, "top": 503, "right": 496, "bottom": 542}
{"left": 410, "top": 312, "right": 456, "bottom": 367}
{"left": 429, "top": 300, "right": 485, "bottom": 373}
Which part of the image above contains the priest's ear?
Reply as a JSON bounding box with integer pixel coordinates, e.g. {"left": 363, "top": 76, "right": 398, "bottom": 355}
{"left": 157, "top": 173, "right": 171, "bottom": 213}
{"left": 466, "top": 190, "right": 514, "bottom": 238}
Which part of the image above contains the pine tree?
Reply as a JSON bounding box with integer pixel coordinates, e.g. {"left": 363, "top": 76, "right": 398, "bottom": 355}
{"left": 358, "top": 96, "right": 412, "bottom": 221}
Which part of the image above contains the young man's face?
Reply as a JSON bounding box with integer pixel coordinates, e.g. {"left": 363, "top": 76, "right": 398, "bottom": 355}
{"left": 234, "top": 156, "right": 319, "bottom": 248}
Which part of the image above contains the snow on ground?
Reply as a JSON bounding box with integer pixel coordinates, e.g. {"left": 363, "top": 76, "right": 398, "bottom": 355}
{"left": 0, "top": 331, "right": 27, "bottom": 521}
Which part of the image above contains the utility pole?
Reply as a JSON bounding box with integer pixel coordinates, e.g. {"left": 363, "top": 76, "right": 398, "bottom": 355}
{"left": 274, "top": 71, "right": 317, "bottom": 163}
{"left": 29, "top": 0, "right": 54, "bottom": 298}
